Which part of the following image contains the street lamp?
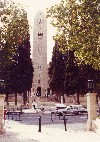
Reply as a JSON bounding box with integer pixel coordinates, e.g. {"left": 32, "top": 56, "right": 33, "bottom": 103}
{"left": 0, "top": 79, "right": 5, "bottom": 94}
{"left": 88, "top": 80, "right": 94, "bottom": 93}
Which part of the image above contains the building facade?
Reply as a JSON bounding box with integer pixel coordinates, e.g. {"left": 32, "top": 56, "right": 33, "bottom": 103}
{"left": 32, "top": 11, "right": 48, "bottom": 96}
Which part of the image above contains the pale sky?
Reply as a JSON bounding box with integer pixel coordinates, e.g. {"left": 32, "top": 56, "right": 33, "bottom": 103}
{"left": 11, "top": 0, "right": 61, "bottom": 63}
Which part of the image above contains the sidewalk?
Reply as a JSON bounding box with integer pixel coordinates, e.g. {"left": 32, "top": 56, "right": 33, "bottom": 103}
{"left": 0, "top": 119, "right": 100, "bottom": 142}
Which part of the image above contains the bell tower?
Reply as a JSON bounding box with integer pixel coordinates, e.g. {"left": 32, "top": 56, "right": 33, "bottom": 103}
{"left": 32, "top": 11, "right": 48, "bottom": 96}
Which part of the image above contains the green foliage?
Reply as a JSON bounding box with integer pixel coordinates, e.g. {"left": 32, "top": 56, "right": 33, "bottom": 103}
{"left": 0, "top": 0, "right": 30, "bottom": 68}
{"left": 48, "top": 42, "right": 65, "bottom": 94}
{"left": 48, "top": 41, "right": 100, "bottom": 96}
{"left": 0, "top": 0, "right": 34, "bottom": 95}
{"left": 48, "top": 42, "right": 83, "bottom": 95}
{"left": 47, "top": 0, "right": 100, "bottom": 70}
{"left": 8, "top": 40, "right": 33, "bottom": 94}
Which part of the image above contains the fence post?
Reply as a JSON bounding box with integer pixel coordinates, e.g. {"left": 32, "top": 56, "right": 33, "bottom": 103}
{"left": 38, "top": 116, "right": 41, "bottom": 132}
{"left": 63, "top": 113, "right": 67, "bottom": 131}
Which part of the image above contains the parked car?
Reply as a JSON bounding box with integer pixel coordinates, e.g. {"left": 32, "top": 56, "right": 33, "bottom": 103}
{"left": 70, "top": 105, "right": 87, "bottom": 113}
{"left": 55, "top": 103, "right": 67, "bottom": 109}
{"left": 54, "top": 105, "right": 78, "bottom": 115}
{"left": 53, "top": 104, "right": 87, "bottom": 115}
{"left": 63, "top": 105, "right": 79, "bottom": 115}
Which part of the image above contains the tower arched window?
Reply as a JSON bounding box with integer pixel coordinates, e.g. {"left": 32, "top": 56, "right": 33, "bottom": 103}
{"left": 38, "top": 66, "right": 41, "bottom": 70}
{"left": 38, "top": 80, "right": 40, "bottom": 84}
{"left": 38, "top": 33, "right": 43, "bottom": 39}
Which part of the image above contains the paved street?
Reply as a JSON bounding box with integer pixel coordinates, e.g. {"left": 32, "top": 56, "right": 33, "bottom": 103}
{"left": 0, "top": 112, "right": 100, "bottom": 142}
{"left": 15, "top": 112, "right": 87, "bottom": 131}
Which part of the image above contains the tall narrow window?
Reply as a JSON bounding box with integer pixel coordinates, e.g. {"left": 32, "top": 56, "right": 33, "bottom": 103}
{"left": 38, "top": 80, "right": 40, "bottom": 83}
{"left": 39, "top": 19, "right": 42, "bottom": 24}
{"left": 38, "top": 66, "right": 42, "bottom": 70}
{"left": 38, "top": 45, "right": 42, "bottom": 52}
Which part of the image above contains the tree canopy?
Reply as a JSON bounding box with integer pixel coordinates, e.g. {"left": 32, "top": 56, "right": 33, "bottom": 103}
{"left": 48, "top": 41, "right": 100, "bottom": 104}
{"left": 0, "top": 0, "right": 30, "bottom": 68}
{"left": 9, "top": 39, "right": 33, "bottom": 94}
{"left": 48, "top": 42, "right": 87, "bottom": 96}
{"left": 47, "top": 0, "right": 100, "bottom": 70}
{"left": 0, "top": 1, "right": 34, "bottom": 100}
{"left": 48, "top": 42, "right": 65, "bottom": 95}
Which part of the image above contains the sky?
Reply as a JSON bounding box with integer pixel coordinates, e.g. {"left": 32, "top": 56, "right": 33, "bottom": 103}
{"left": 10, "top": 0, "right": 61, "bottom": 63}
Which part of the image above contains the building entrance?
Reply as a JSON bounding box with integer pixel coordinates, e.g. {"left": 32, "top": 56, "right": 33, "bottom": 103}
{"left": 37, "top": 87, "right": 41, "bottom": 96}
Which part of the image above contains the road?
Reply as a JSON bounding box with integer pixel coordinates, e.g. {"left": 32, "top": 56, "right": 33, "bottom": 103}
{"left": 0, "top": 112, "right": 100, "bottom": 142}
{"left": 6, "top": 111, "right": 87, "bottom": 131}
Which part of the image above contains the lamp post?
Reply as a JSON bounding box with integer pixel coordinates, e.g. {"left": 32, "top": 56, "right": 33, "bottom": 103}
{"left": 87, "top": 79, "right": 97, "bottom": 131}
{"left": 88, "top": 80, "right": 94, "bottom": 93}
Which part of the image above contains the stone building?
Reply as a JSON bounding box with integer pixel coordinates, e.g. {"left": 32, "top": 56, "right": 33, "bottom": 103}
{"left": 32, "top": 11, "right": 49, "bottom": 96}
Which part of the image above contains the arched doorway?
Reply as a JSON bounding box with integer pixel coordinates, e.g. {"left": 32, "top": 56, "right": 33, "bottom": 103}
{"left": 47, "top": 88, "right": 50, "bottom": 97}
{"left": 37, "top": 87, "right": 41, "bottom": 96}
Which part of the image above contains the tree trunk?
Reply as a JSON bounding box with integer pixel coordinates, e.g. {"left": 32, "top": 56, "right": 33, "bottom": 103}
{"left": 63, "top": 93, "right": 65, "bottom": 103}
{"left": 15, "top": 93, "right": 17, "bottom": 105}
{"left": 58, "top": 94, "right": 61, "bottom": 103}
{"left": 5, "top": 93, "right": 9, "bottom": 105}
{"left": 23, "top": 91, "right": 27, "bottom": 105}
{"left": 55, "top": 93, "right": 59, "bottom": 102}
{"left": 60, "top": 93, "right": 65, "bottom": 103}
{"left": 76, "top": 93, "right": 80, "bottom": 104}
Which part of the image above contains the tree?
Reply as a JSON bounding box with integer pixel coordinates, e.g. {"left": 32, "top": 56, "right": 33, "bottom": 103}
{"left": 49, "top": 40, "right": 100, "bottom": 104}
{"left": 9, "top": 39, "right": 33, "bottom": 105}
{"left": 0, "top": 0, "right": 28, "bottom": 68}
{"left": 48, "top": 42, "right": 81, "bottom": 103}
{"left": 1, "top": 1, "right": 34, "bottom": 105}
{"left": 48, "top": 42, "right": 66, "bottom": 102}
{"left": 47, "top": 0, "right": 100, "bottom": 70}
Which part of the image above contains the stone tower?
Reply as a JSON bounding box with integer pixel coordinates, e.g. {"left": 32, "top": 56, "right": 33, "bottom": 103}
{"left": 32, "top": 11, "right": 48, "bottom": 96}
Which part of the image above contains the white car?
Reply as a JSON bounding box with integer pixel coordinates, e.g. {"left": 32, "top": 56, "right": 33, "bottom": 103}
{"left": 75, "top": 105, "right": 87, "bottom": 113}
{"left": 55, "top": 105, "right": 86, "bottom": 115}
{"left": 55, "top": 105, "right": 78, "bottom": 115}
{"left": 67, "top": 105, "right": 86, "bottom": 114}
{"left": 55, "top": 103, "right": 67, "bottom": 109}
